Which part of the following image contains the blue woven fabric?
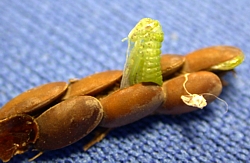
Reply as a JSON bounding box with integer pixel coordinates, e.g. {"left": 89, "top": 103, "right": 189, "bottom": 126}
{"left": 0, "top": 1, "right": 249, "bottom": 162}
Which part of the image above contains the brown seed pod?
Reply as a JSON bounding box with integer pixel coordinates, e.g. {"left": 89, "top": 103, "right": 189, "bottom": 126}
{"left": 0, "top": 82, "right": 68, "bottom": 120}
{"left": 34, "top": 96, "right": 103, "bottom": 151}
{"left": 160, "top": 54, "right": 185, "bottom": 78}
{"left": 182, "top": 46, "right": 244, "bottom": 73}
{"left": 100, "top": 83, "right": 164, "bottom": 128}
{"left": 62, "top": 70, "right": 122, "bottom": 99}
{"left": 156, "top": 71, "right": 222, "bottom": 115}
{"left": 0, "top": 46, "right": 243, "bottom": 162}
{"left": 0, "top": 114, "right": 38, "bottom": 162}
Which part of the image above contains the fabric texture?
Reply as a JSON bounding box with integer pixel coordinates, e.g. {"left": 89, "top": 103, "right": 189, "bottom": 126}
{"left": 0, "top": 1, "right": 249, "bottom": 162}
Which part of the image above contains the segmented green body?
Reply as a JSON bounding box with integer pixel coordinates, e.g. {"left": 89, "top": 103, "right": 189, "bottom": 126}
{"left": 120, "top": 18, "right": 164, "bottom": 88}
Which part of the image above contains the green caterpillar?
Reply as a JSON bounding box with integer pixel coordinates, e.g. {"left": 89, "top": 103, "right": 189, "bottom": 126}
{"left": 120, "top": 18, "right": 164, "bottom": 88}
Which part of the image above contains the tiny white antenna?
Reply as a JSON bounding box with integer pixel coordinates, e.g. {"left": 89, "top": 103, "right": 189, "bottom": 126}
{"left": 121, "top": 37, "right": 128, "bottom": 42}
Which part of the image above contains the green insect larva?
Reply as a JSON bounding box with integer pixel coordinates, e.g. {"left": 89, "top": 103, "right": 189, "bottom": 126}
{"left": 120, "top": 18, "right": 164, "bottom": 88}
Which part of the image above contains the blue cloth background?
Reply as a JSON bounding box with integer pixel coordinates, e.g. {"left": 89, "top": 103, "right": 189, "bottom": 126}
{"left": 0, "top": 1, "right": 249, "bottom": 163}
